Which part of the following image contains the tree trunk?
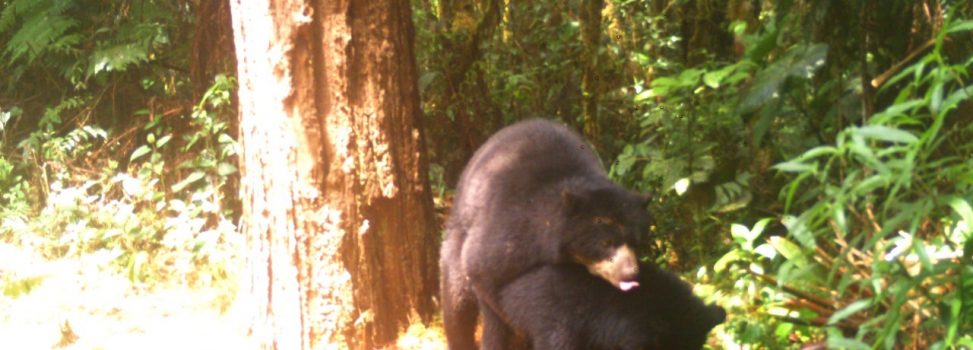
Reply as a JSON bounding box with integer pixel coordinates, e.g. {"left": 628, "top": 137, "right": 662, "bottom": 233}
{"left": 580, "top": 0, "right": 604, "bottom": 150}
{"left": 229, "top": 0, "right": 438, "bottom": 349}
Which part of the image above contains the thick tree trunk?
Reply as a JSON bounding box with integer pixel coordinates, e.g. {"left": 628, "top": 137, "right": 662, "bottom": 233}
{"left": 229, "top": 0, "right": 438, "bottom": 349}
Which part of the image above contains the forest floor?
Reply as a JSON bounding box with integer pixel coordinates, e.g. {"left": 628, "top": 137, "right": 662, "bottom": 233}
{"left": 0, "top": 242, "right": 256, "bottom": 350}
{"left": 0, "top": 241, "right": 447, "bottom": 350}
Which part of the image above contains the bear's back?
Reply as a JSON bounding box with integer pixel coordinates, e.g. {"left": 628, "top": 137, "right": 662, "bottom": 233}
{"left": 451, "top": 119, "right": 606, "bottom": 217}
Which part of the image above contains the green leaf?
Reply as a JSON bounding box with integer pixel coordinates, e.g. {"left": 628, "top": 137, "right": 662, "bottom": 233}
{"left": 754, "top": 243, "right": 777, "bottom": 259}
{"left": 826, "top": 337, "right": 869, "bottom": 350}
{"left": 155, "top": 134, "right": 172, "bottom": 148}
{"left": 171, "top": 171, "right": 206, "bottom": 192}
{"left": 739, "top": 43, "right": 828, "bottom": 113}
{"left": 751, "top": 218, "right": 771, "bottom": 237}
{"left": 768, "top": 236, "right": 803, "bottom": 263}
{"left": 948, "top": 197, "right": 973, "bottom": 230}
{"left": 88, "top": 43, "right": 149, "bottom": 76}
{"left": 634, "top": 89, "right": 657, "bottom": 103}
{"left": 130, "top": 145, "right": 151, "bottom": 162}
{"left": 929, "top": 82, "right": 944, "bottom": 113}
{"left": 714, "top": 250, "right": 742, "bottom": 272}
{"left": 752, "top": 108, "right": 774, "bottom": 147}
{"left": 731, "top": 224, "right": 750, "bottom": 243}
{"left": 650, "top": 77, "right": 678, "bottom": 89}
{"left": 417, "top": 71, "right": 439, "bottom": 93}
{"left": 853, "top": 125, "right": 917, "bottom": 144}
{"left": 677, "top": 68, "right": 703, "bottom": 86}
{"left": 773, "top": 161, "right": 815, "bottom": 173}
{"left": 946, "top": 20, "right": 973, "bottom": 34}
{"left": 702, "top": 71, "right": 723, "bottom": 88}
{"left": 217, "top": 162, "right": 238, "bottom": 176}
{"left": 941, "top": 84, "right": 973, "bottom": 113}
{"left": 829, "top": 299, "right": 871, "bottom": 325}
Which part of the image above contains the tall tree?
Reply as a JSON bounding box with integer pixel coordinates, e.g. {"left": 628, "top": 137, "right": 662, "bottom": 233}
{"left": 580, "top": 0, "right": 605, "bottom": 150}
{"left": 229, "top": 0, "right": 438, "bottom": 349}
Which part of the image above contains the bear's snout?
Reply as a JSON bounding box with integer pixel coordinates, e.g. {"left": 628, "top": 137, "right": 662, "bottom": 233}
{"left": 586, "top": 244, "right": 640, "bottom": 291}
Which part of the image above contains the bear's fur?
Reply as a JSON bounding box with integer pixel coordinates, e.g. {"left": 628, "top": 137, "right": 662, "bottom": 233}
{"left": 440, "top": 119, "right": 650, "bottom": 349}
{"left": 499, "top": 261, "right": 726, "bottom": 350}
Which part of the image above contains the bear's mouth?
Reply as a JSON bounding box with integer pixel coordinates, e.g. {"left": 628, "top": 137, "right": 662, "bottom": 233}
{"left": 584, "top": 245, "right": 640, "bottom": 292}
{"left": 619, "top": 279, "right": 640, "bottom": 291}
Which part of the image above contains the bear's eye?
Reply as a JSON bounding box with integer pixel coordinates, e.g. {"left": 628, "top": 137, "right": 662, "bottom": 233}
{"left": 601, "top": 239, "right": 614, "bottom": 248}
{"left": 593, "top": 216, "right": 614, "bottom": 225}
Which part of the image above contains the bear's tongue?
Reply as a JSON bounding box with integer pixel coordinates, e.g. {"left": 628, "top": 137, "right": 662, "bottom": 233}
{"left": 619, "top": 280, "right": 639, "bottom": 291}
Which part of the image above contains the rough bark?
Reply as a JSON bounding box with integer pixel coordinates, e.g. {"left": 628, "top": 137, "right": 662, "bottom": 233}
{"left": 230, "top": 0, "right": 438, "bottom": 349}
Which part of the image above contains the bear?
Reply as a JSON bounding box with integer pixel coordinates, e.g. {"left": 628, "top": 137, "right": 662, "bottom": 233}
{"left": 440, "top": 119, "right": 651, "bottom": 349}
{"left": 498, "top": 261, "right": 726, "bottom": 350}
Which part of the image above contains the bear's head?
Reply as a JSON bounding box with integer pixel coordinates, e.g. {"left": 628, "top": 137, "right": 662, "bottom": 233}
{"left": 559, "top": 184, "right": 650, "bottom": 292}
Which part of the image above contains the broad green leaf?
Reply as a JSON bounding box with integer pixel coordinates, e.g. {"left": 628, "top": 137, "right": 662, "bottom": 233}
{"left": 768, "top": 236, "right": 803, "bottom": 263}
{"left": 130, "top": 145, "right": 151, "bottom": 162}
{"left": 754, "top": 243, "right": 777, "bottom": 259}
{"left": 634, "top": 89, "right": 656, "bottom": 103}
{"left": 650, "top": 77, "right": 678, "bottom": 89}
{"left": 702, "top": 70, "right": 725, "bottom": 88}
{"left": 782, "top": 215, "right": 816, "bottom": 249}
{"left": 677, "top": 68, "right": 703, "bottom": 86}
{"left": 714, "top": 250, "right": 742, "bottom": 272}
{"left": 752, "top": 218, "right": 771, "bottom": 236}
{"left": 156, "top": 134, "right": 172, "bottom": 148}
{"left": 731, "top": 224, "right": 750, "bottom": 243}
{"left": 171, "top": 171, "right": 206, "bottom": 192}
{"left": 948, "top": 197, "right": 973, "bottom": 230}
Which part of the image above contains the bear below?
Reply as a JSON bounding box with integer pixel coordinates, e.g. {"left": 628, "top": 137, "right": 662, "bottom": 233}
{"left": 499, "top": 261, "right": 726, "bottom": 350}
{"left": 440, "top": 119, "right": 651, "bottom": 349}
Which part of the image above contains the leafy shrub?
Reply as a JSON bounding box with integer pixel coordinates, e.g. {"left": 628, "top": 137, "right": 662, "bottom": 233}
{"left": 715, "top": 18, "right": 973, "bottom": 349}
{"left": 0, "top": 76, "right": 239, "bottom": 286}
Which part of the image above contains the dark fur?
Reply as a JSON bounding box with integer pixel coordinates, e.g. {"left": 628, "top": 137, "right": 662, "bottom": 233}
{"left": 440, "top": 119, "right": 650, "bottom": 349}
{"left": 499, "top": 262, "right": 726, "bottom": 350}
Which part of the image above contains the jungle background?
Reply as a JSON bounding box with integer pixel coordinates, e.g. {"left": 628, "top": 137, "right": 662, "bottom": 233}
{"left": 1, "top": 0, "right": 973, "bottom": 349}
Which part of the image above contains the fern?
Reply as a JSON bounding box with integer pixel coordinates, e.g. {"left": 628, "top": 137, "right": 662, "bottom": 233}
{"left": 1, "top": 0, "right": 78, "bottom": 66}
{"left": 88, "top": 43, "right": 150, "bottom": 75}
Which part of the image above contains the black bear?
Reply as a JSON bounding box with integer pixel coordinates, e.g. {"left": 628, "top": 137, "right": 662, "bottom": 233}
{"left": 499, "top": 261, "right": 726, "bottom": 350}
{"left": 440, "top": 119, "right": 651, "bottom": 349}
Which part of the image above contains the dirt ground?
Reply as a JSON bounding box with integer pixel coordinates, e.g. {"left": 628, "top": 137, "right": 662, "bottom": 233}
{"left": 0, "top": 242, "right": 255, "bottom": 350}
{"left": 0, "top": 242, "right": 449, "bottom": 350}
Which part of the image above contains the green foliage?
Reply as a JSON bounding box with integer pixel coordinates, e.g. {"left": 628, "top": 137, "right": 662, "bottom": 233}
{"left": 0, "top": 0, "right": 181, "bottom": 89}
{"left": 2, "top": 74, "right": 238, "bottom": 288}
{"left": 712, "top": 16, "right": 973, "bottom": 349}
{"left": 588, "top": 0, "right": 973, "bottom": 347}
{"left": 0, "top": 0, "right": 236, "bottom": 288}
